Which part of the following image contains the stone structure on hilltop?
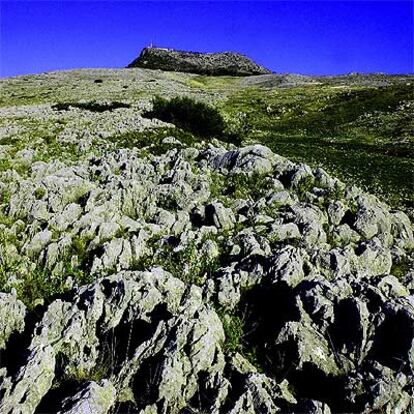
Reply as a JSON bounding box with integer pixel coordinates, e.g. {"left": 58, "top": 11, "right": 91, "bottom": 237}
{"left": 127, "top": 47, "right": 272, "bottom": 76}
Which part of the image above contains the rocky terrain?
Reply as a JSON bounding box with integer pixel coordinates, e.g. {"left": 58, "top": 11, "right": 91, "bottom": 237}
{"left": 1, "top": 68, "right": 412, "bottom": 208}
{"left": 128, "top": 47, "right": 271, "bottom": 76}
{"left": 0, "top": 63, "right": 413, "bottom": 413}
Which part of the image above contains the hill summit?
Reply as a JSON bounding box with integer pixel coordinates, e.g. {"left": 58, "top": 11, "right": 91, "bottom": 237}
{"left": 127, "top": 46, "right": 272, "bottom": 76}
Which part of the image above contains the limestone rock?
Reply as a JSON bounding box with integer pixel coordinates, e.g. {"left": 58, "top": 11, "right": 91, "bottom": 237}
{"left": 0, "top": 292, "right": 26, "bottom": 349}
{"left": 268, "top": 245, "right": 305, "bottom": 287}
{"left": 127, "top": 47, "right": 271, "bottom": 76}
{"left": 58, "top": 380, "right": 117, "bottom": 414}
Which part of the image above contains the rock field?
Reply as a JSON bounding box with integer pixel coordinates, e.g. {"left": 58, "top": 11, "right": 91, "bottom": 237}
{"left": 0, "top": 68, "right": 413, "bottom": 414}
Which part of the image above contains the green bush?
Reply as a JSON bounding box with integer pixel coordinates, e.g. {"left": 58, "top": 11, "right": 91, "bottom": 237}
{"left": 144, "top": 96, "right": 226, "bottom": 139}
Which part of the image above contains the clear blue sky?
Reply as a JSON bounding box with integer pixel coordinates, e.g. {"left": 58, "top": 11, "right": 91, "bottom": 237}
{"left": 1, "top": 1, "right": 413, "bottom": 78}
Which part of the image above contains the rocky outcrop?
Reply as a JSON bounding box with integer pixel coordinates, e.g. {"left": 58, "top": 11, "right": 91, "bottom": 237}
{"left": 0, "top": 140, "right": 413, "bottom": 413}
{"left": 0, "top": 269, "right": 226, "bottom": 414}
{"left": 127, "top": 47, "right": 272, "bottom": 76}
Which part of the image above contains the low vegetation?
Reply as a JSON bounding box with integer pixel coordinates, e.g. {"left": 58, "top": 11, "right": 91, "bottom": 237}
{"left": 0, "top": 260, "right": 93, "bottom": 310}
{"left": 1, "top": 71, "right": 411, "bottom": 208}
{"left": 220, "top": 83, "right": 414, "bottom": 208}
{"left": 107, "top": 127, "right": 199, "bottom": 154}
{"left": 143, "top": 96, "right": 226, "bottom": 138}
{"left": 52, "top": 101, "right": 130, "bottom": 112}
{"left": 143, "top": 95, "right": 242, "bottom": 145}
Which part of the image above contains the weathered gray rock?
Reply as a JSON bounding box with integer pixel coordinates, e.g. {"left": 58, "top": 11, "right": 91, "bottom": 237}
{"left": 353, "top": 195, "right": 392, "bottom": 239}
{"left": 355, "top": 237, "right": 392, "bottom": 276}
{"left": 268, "top": 245, "right": 305, "bottom": 287}
{"left": 58, "top": 380, "right": 117, "bottom": 414}
{"left": 391, "top": 210, "right": 414, "bottom": 249}
{"left": 0, "top": 344, "right": 57, "bottom": 414}
{"left": 91, "top": 238, "right": 132, "bottom": 273}
{"left": 289, "top": 163, "right": 314, "bottom": 189}
{"left": 269, "top": 222, "right": 301, "bottom": 242}
{"left": 327, "top": 201, "right": 347, "bottom": 226}
{"left": 293, "top": 399, "right": 332, "bottom": 414}
{"left": 203, "top": 145, "right": 281, "bottom": 175}
{"left": 343, "top": 362, "right": 411, "bottom": 413}
{"left": 225, "top": 353, "right": 296, "bottom": 414}
{"left": 0, "top": 292, "right": 26, "bottom": 349}
{"left": 267, "top": 190, "right": 296, "bottom": 208}
{"left": 23, "top": 229, "right": 52, "bottom": 258}
{"left": 205, "top": 201, "right": 236, "bottom": 230}
{"left": 0, "top": 269, "right": 226, "bottom": 414}
{"left": 128, "top": 47, "right": 271, "bottom": 76}
{"left": 50, "top": 203, "right": 83, "bottom": 232}
{"left": 291, "top": 203, "right": 328, "bottom": 247}
{"left": 378, "top": 275, "right": 409, "bottom": 297}
{"left": 274, "top": 319, "right": 340, "bottom": 376}
{"left": 331, "top": 223, "right": 360, "bottom": 246}
{"left": 215, "top": 267, "right": 241, "bottom": 309}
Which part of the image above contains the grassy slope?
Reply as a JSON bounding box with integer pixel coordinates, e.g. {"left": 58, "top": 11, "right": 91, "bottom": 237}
{"left": 1, "top": 70, "right": 413, "bottom": 209}
{"left": 218, "top": 81, "right": 414, "bottom": 209}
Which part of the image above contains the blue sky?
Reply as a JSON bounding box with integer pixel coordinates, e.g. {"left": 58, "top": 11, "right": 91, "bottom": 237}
{"left": 1, "top": 1, "right": 413, "bottom": 77}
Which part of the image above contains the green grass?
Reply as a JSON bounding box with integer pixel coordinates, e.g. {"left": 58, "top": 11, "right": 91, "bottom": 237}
{"left": 222, "top": 84, "right": 413, "bottom": 141}
{"left": 221, "top": 83, "right": 414, "bottom": 208}
{"left": 132, "top": 237, "right": 221, "bottom": 286}
{"left": 0, "top": 119, "right": 80, "bottom": 176}
{"left": 34, "top": 187, "right": 47, "bottom": 200}
{"left": 2, "top": 73, "right": 412, "bottom": 210}
{"left": 210, "top": 171, "right": 271, "bottom": 205}
{"left": 1, "top": 71, "right": 412, "bottom": 323}
{"left": 390, "top": 254, "right": 413, "bottom": 280}
{"left": 0, "top": 229, "right": 94, "bottom": 309}
{"left": 262, "top": 134, "right": 413, "bottom": 208}
{"left": 220, "top": 312, "right": 244, "bottom": 353}
{"left": 0, "top": 260, "right": 93, "bottom": 310}
{"left": 216, "top": 308, "right": 263, "bottom": 370}
{"left": 186, "top": 75, "right": 239, "bottom": 91}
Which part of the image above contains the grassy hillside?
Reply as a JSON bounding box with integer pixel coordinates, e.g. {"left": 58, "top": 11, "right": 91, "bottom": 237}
{"left": 0, "top": 69, "right": 412, "bottom": 208}
{"left": 219, "top": 81, "right": 413, "bottom": 208}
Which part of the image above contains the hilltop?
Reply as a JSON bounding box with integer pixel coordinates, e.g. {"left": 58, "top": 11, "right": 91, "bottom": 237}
{"left": 127, "top": 47, "right": 272, "bottom": 76}
{"left": 0, "top": 65, "right": 413, "bottom": 413}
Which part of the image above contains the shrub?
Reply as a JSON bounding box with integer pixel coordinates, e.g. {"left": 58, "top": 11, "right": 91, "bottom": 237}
{"left": 143, "top": 96, "right": 226, "bottom": 139}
